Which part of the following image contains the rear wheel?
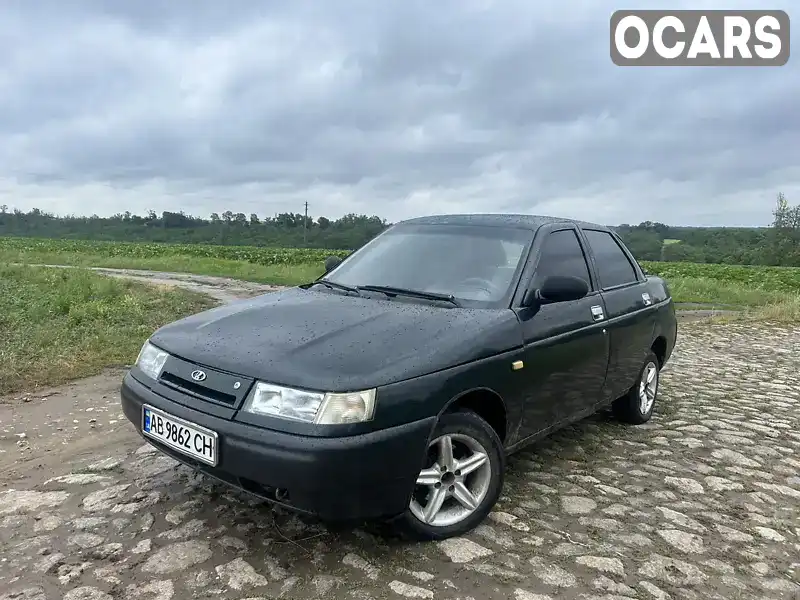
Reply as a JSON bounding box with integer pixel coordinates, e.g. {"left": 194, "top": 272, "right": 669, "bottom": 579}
{"left": 393, "top": 410, "right": 504, "bottom": 540}
{"left": 612, "top": 350, "right": 660, "bottom": 424}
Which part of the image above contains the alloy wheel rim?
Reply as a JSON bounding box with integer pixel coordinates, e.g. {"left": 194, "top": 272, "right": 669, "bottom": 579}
{"left": 409, "top": 433, "right": 492, "bottom": 527}
{"left": 639, "top": 361, "right": 658, "bottom": 414}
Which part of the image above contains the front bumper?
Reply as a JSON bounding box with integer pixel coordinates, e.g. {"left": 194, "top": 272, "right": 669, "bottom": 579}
{"left": 121, "top": 372, "right": 435, "bottom": 521}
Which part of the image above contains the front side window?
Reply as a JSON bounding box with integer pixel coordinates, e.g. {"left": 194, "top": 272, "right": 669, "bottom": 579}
{"left": 532, "top": 229, "right": 592, "bottom": 289}
{"left": 583, "top": 229, "right": 638, "bottom": 289}
{"left": 325, "top": 224, "right": 533, "bottom": 306}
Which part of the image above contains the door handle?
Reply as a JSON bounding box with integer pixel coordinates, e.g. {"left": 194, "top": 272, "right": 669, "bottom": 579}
{"left": 642, "top": 292, "right": 652, "bottom": 306}
{"left": 591, "top": 305, "right": 605, "bottom": 321}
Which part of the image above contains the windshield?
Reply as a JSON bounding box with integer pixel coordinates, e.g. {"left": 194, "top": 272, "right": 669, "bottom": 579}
{"left": 323, "top": 223, "right": 533, "bottom": 307}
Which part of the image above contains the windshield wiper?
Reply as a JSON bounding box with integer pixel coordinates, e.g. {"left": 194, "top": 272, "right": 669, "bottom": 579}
{"left": 357, "top": 285, "right": 461, "bottom": 307}
{"left": 308, "top": 279, "right": 362, "bottom": 295}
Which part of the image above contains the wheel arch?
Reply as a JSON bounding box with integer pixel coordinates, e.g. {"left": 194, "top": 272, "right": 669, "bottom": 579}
{"left": 651, "top": 335, "right": 668, "bottom": 368}
{"left": 437, "top": 387, "right": 508, "bottom": 443}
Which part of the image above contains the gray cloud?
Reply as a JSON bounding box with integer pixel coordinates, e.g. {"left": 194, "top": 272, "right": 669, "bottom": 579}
{"left": 0, "top": 0, "right": 797, "bottom": 226}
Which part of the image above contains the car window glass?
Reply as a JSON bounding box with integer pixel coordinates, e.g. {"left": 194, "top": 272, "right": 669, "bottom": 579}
{"left": 583, "top": 229, "right": 638, "bottom": 288}
{"left": 532, "top": 229, "right": 591, "bottom": 289}
{"left": 326, "top": 224, "right": 532, "bottom": 305}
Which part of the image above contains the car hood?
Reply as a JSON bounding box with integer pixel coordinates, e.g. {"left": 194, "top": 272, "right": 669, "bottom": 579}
{"left": 149, "top": 287, "right": 522, "bottom": 391}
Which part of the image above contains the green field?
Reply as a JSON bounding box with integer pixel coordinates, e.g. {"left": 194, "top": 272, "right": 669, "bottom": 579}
{"left": 641, "top": 261, "right": 800, "bottom": 293}
{"left": 640, "top": 260, "right": 800, "bottom": 321}
{"left": 2, "top": 236, "right": 799, "bottom": 322}
{"left": 0, "top": 264, "right": 216, "bottom": 395}
{"left": 0, "top": 237, "right": 348, "bottom": 265}
{"left": 0, "top": 237, "right": 331, "bottom": 285}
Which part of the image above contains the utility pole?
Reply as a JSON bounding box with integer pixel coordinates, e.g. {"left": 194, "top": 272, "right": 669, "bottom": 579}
{"left": 303, "top": 201, "right": 308, "bottom": 245}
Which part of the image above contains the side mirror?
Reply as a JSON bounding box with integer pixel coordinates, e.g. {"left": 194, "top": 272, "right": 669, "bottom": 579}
{"left": 324, "top": 256, "right": 342, "bottom": 273}
{"left": 527, "top": 275, "right": 589, "bottom": 305}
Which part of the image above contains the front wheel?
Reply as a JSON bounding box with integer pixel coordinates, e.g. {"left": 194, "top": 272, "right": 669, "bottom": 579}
{"left": 393, "top": 410, "right": 505, "bottom": 541}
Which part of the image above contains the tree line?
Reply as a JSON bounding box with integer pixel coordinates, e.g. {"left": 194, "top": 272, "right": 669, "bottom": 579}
{"left": 615, "top": 193, "right": 799, "bottom": 267}
{"left": 1, "top": 193, "right": 798, "bottom": 266}
{"left": 0, "top": 206, "right": 388, "bottom": 251}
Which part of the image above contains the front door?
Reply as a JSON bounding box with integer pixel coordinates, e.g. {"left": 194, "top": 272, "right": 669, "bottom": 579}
{"left": 514, "top": 227, "right": 611, "bottom": 440}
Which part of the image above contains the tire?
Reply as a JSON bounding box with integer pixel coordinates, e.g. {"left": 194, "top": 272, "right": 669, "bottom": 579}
{"left": 392, "top": 409, "right": 505, "bottom": 541}
{"left": 612, "top": 350, "right": 660, "bottom": 425}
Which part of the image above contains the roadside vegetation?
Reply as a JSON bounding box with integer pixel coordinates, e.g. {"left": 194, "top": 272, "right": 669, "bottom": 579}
{"left": 0, "top": 237, "right": 346, "bottom": 265}
{"left": 0, "top": 264, "right": 216, "bottom": 395}
{"left": 0, "top": 241, "right": 324, "bottom": 286}
{"left": 1, "top": 237, "right": 798, "bottom": 322}
{"left": 0, "top": 237, "right": 332, "bottom": 285}
{"left": 642, "top": 261, "right": 800, "bottom": 323}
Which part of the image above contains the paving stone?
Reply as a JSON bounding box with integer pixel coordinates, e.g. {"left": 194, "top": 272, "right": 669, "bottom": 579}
{"left": 140, "top": 541, "right": 212, "bottom": 574}
{"left": 561, "top": 496, "right": 597, "bottom": 515}
{"left": 1, "top": 321, "right": 799, "bottom": 599}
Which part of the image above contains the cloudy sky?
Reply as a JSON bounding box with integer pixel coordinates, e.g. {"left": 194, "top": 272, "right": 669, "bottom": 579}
{"left": 1, "top": 1, "right": 797, "bottom": 226}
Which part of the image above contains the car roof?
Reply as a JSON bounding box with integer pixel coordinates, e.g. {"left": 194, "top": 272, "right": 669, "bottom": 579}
{"left": 395, "top": 213, "right": 610, "bottom": 232}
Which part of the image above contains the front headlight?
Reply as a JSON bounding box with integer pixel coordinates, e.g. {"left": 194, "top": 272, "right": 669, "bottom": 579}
{"left": 242, "top": 382, "right": 376, "bottom": 425}
{"left": 316, "top": 389, "right": 377, "bottom": 425}
{"left": 135, "top": 341, "right": 170, "bottom": 380}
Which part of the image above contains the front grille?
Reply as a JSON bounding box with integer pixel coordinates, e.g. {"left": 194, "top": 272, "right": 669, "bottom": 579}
{"left": 160, "top": 372, "right": 238, "bottom": 405}
{"left": 156, "top": 354, "right": 254, "bottom": 410}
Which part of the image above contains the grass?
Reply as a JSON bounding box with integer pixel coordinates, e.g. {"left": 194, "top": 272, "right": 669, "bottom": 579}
{"left": 666, "top": 277, "right": 800, "bottom": 324}
{"left": 641, "top": 261, "right": 800, "bottom": 294}
{"left": 0, "top": 248, "right": 324, "bottom": 286}
{"left": 0, "top": 236, "right": 347, "bottom": 266}
{"left": 0, "top": 264, "right": 217, "bottom": 396}
{"left": 662, "top": 276, "right": 797, "bottom": 308}
{"left": 745, "top": 296, "right": 800, "bottom": 323}
{"left": 640, "top": 260, "right": 800, "bottom": 322}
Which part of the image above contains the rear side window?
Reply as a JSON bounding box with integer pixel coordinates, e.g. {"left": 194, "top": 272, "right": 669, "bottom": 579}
{"left": 533, "top": 229, "right": 592, "bottom": 288}
{"left": 583, "top": 229, "right": 638, "bottom": 289}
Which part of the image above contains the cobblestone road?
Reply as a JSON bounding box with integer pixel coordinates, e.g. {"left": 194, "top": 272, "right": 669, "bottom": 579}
{"left": 2, "top": 321, "right": 799, "bottom": 600}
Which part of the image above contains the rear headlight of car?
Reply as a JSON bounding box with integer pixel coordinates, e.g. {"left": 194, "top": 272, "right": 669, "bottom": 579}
{"left": 135, "top": 341, "right": 170, "bottom": 380}
{"left": 242, "top": 382, "right": 376, "bottom": 425}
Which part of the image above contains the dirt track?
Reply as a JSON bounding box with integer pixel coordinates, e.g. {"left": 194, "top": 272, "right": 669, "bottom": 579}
{"left": 2, "top": 270, "right": 799, "bottom": 600}
{"left": 13, "top": 265, "right": 284, "bottom": 304}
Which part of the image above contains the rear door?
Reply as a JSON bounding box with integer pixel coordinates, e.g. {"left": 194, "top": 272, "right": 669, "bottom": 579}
{"left": 513, "top": 225, "right": 611, "bottom": 439}
{"left": 579, "top": 228, "right": 655, "bottom": 402}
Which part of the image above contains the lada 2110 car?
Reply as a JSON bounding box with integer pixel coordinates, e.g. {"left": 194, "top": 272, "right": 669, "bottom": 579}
{"left": 121, "top": 214, "right": 678, "bottom": 540}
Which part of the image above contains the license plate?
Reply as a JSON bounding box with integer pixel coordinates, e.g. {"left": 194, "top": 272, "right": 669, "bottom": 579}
{"left": 141, "top": 404, "right": 218, "bottom": 466}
